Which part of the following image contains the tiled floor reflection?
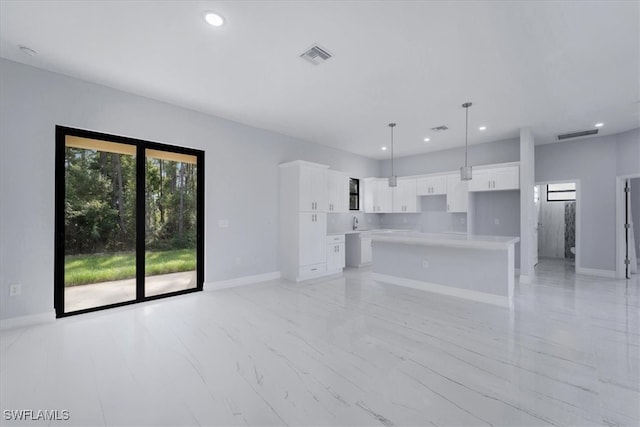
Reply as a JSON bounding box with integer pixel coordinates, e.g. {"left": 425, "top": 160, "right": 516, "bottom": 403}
{"left": 1, "top": 261, "right": 638, "bottom": 426}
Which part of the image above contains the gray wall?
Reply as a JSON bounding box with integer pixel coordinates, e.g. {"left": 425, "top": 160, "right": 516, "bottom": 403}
{"left": 378, "top": 138, "right": 520, "bottom": 177}
{"left": 535, "top": 130, "right": 640, "bottom": 271}
{"left": 0, "top": 59, "right": 379, "bottom": 321}
{"left": 616, "top": 128, "right": 640, "bottom": 176}
{"left": 631, "top": 179, "right": 640, "bottom": 262}
{"left": 472, "top": 190, "right": 521, "bottom": 266}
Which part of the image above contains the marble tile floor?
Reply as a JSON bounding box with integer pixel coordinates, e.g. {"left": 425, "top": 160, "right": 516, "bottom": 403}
{"left": 1, "top": 263, "right": 638, "bottom": 426}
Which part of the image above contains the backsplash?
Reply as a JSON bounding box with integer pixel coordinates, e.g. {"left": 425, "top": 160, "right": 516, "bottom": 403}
{"left": 376, "top": 197, "right": 467, "bottom": 233}
{"left": 327, "top": 212, "right": 381, "bottom": 233}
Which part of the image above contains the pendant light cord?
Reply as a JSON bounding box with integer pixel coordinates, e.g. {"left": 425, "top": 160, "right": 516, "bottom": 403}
{"left": 391, "top": 125, "right": 394, "bottom": 177}
{"left": 389, "top": 123, "right": 396, "bottom": 177}
{"left": 464, "top": 105, "right": 469, "bottom": 168}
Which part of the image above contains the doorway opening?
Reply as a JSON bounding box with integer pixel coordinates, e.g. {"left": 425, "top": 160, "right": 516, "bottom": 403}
{"left": 534, "top": 181, "right": 579, "bottom": 274}
{"left": 55, "top": 126, "right": 204, "bottom": 317}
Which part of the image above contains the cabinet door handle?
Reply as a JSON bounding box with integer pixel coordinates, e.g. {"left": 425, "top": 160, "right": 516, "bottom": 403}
{"left": 447, "top": 203, "right": 450, "bottom": 211}
{"left": 488, "top": 180, "right": 491, "bottom": 188}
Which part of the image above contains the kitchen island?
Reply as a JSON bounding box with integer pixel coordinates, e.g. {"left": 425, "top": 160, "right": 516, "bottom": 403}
{"left": 370, "top": 231, "right": 519, "bottom": 308}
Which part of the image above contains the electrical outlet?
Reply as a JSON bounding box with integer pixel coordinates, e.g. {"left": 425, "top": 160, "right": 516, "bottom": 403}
{"left": 9, "top": 283, "right": 22, "bottom": 297}
{"left": 218, "top": 219, "right": 229, "bottom": 228}
{"left": 422, "top": 260, "right": 429, "bottom": 269}
{"left": 494, "top": 218, "right": 500, "bottom": 225}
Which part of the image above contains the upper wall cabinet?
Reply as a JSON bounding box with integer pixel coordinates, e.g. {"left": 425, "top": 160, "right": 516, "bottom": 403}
{"left": 298, "top": 162, "right": 329, "bottom": 212}
{"left": 392, "top": 178, "right": 418, "bottom": 212}
{"left": 468, "top": 165, "right": 520, "bottom": 192}
{"left": 279, "top": 161, "right": 329, "bottom": 212}
{"left": 416, "top": 175, "right": 447, "bottom": 196}
{"left": 446, "top": 174, "right": 468, "bottom": 213}
{"left": 327, "top": 170, "right": 350, "bottom": 213}
{"left": 364, "top": 178, "right": 393, "bottom": 213}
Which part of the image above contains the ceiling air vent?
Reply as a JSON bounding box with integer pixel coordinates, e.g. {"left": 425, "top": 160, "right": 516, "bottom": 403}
{"left": 556, "top": 129, "right": 599, "bottom": 140}
{"left": 300, "top": 44, "right": 332, "bottom": 65}
{"left": 430, "top": 125, "right": 449, "bottom": 132}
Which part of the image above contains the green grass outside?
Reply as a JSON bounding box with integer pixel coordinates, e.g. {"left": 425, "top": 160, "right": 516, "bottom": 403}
{"left": 64, "top": 249, "right": 196, "bottom": 287}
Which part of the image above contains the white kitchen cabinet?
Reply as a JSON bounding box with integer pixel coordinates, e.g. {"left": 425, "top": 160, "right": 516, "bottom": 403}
{"left": 279, "top": 161, "right": 332, "bottom": 281}
{"left": 327, "top": 171, "right": 349, "bottom": 213}
{"left": 493, "top": 166, "right": 520, "bottom": 190}
{"left": 468, "top": 165, "right": 519, "bottom": 192}
{"left": 364, "top": 178, "right": 393, "bottom": 213}
{"left": 392, "top": 178, "right": 418, "bottom": 212}
{"left": 326, "top": 235, "right": 345, "bottom": 271}
{"left": 299, "top": 163, "right": 328, "bottom": 212}
{"left": 361, "top": 234, "right": 373, "bottom": 264}
{"left": 446, "top": 173, "right": 468, "bottom": 213}
{"left": 299, "top": 213, "right": 327, "bottom": 266}
{"left": 416, "top": 175, "right": 447, "bottom": 196}
{"left": 345, "top": 232, "right": 373, "bottom": 267}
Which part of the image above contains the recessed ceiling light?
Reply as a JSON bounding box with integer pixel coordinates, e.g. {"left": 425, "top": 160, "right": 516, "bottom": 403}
{"left": 423, "top": 138, "right": 430, "bottom": 142}
{"left": 381, "top": 146, "right": 387, "bottom": 151}
{"left": 478, "top": 126, "right": 487, "bottom": 131}
{"left": 595, "top": 122, "right": 604, "bottom": 128}
{"left": 204, "top": 12, "right": 224, "bottom": 27}
{"left": 18, "top": 45, "right": 37, "bottom": 56}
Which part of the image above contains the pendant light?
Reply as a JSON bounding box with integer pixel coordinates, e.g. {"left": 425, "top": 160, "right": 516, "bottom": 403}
{"left": 388, "top": 123, "right": 397, "bottom": 187}
{"left": 460, "top": 102, "right": 473, "bottom": 181}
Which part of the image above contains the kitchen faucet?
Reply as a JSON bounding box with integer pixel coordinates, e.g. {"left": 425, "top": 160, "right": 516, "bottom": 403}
{"left": 353, "top": 216, "right": 359, "bottom": 230}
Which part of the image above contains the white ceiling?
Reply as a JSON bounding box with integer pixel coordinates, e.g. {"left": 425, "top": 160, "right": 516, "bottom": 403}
{"left": 1, "top": 1, "right": 638, "bottom": 159}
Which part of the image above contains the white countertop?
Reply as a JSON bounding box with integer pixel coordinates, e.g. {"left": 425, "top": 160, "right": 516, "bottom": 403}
{"left": 369, "top": 231, "right": 520, "bottom": 250}
{"left": 328, "top": 229, "right": 412, "bottom": 236}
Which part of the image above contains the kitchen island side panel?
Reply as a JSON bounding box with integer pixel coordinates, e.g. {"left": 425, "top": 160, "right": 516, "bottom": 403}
{"left": 371, "top": 241, "right": 510, "bottom": 297}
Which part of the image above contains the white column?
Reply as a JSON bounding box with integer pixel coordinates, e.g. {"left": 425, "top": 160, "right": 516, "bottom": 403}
{"left": 519, "top": 128, "right": 535, "bottom": 282}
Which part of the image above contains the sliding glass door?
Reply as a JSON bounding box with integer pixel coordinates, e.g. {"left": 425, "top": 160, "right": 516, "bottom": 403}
{"left": 144, "top": 149, "right": 198, "bottom": 297}
{"left": 55, "top": 127, "right": 204, "bottom": 317}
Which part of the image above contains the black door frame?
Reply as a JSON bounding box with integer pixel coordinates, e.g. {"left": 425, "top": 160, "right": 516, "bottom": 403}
{"left": 54, "top": 126, "right": 205, "bottom": 317}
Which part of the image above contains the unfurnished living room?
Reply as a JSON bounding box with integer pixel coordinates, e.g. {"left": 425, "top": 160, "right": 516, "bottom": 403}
{"left": 0, "top": 1, "right": 639, "bottom": 426}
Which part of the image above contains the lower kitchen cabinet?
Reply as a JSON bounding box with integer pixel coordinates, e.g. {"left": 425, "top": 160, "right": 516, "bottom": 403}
{"left": 326, "top": 234, "right": 345, "bottom": 272}
{"left": 345, "top": 232, "right": 372, "bottom": 267}
{"left": 299, "top": 212, "right": 327, "bottom": 268}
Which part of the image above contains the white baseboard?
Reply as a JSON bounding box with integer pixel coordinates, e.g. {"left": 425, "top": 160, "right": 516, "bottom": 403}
{"left": 576, "top": 267, "right": 616, "bottom": 278}
{"left": 519, "top": 274, "right": 531, "bottom": 284}
{"left": 372, "top": 273, "right": 510, "bottom": 308}
{"left": 204, "top": 271, "right": 281, "bottom": 291}
{"left": 0, "top": 310, "right": 56, "bottom": 330}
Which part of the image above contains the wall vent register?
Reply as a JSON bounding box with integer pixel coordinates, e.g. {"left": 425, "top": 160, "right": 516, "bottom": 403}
{"left": 556, "top": 129, "right": 599, "bottom": 140}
